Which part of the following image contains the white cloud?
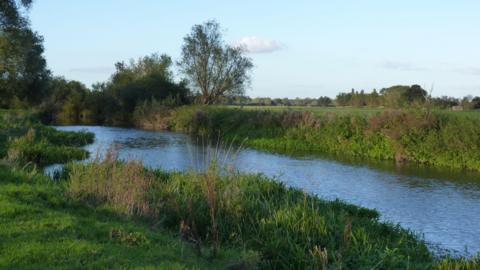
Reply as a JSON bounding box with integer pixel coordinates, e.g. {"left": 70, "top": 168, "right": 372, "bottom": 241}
{"left": 233, "top": 36, "right": 284, "bottom": 54}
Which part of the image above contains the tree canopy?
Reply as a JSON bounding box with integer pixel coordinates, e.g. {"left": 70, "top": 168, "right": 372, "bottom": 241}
{"left": 0, "top": 0, "right": 33, "bottom": 29}
{"left": 105, "top": 54, "right": 189, "bottom": 115}
{"left": 178, "top": 20, "right": 253, "bottom": 104}
{"left": 0, "top": 0, "right": 49, "bottom": 108}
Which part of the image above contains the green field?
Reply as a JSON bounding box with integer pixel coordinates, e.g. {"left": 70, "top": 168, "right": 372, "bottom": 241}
{"left": 221, "top": 105, "right": 480, "bottom": 119}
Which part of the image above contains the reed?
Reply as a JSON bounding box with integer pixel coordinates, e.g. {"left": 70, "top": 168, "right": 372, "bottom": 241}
{"left": 68, "top": 147, "right": 479, "bottom": 269}
{"left": 153, "top": 106, "right": 480, "bottom": 172}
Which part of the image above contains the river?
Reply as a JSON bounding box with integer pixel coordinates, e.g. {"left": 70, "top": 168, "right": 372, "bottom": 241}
{"left": 46, "top": 125, "right": 480, "bottom": 256}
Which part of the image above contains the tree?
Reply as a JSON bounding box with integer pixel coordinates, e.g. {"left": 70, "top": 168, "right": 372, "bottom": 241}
{"left": 404, "top": 84, "right": 427, "bottom": 104}
{"left": 0, "top": 0, "right": 49, "bottom": 108}
{"left": 0, "top": 0, "right": 33, "bottom": 29}
{"left": 39, "top": 77, "right": 88, "bottom": 123}
{"left": 178, "top": 20, "right": 253, "bottom": 105}
{"left": 107, "top": 53, "right": 189, "bottom": 113}
{"left": 380, "top": 85, "right": 427, "bottom": 108}
{"left": 471, "top": 97, "right": 480, "bottom": 109}
{"left": 317, "top": 96, "right": 332, "bottom": 107}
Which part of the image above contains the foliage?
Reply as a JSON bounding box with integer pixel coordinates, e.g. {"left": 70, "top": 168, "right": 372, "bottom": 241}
{"left": 6, "top": 128, "right": 89, "bottom": 167}
{"left": 0, "top": 111, "right": 93, "bottom": 166}
{"left": 41, "top": 55, "right": 191, "bottom": 125}
{"left": 0, "top": 0, "right": 33, "bottom": 29}
{"left": 219, "top": 95, "right": 334, "bottom": 107}
{"left": 178, "top": 20, "right": 253, "bottom": 104}
{"left": 0, "top": 28, "right": 49, "bottom": 108}
{"left": 140, "top": 106, "right": 480, "bottom": 172}
{"left": 68, "top": 148, "right": 156, "bottom": 217}
{"left": 0, "top": 0, "right": 50, "bottom": 109}
{"left": 104, "top": 53, "right": 190, "bottom": 122}
{"left": 335, "top": 85, "right": 427, "bottom": 108}
{"left": 67, "top": 155, "right": 479, "bottom": 269}
{"left": 38, "top": 77, "right": 90, "bottom": 123}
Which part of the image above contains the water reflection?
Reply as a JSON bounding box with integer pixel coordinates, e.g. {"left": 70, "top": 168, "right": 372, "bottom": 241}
{"left": 46, "top": 125, "right": 480, "bottom": 256}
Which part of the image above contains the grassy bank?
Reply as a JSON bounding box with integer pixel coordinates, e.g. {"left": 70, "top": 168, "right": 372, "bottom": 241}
{"left": 0, "top": 111, "right": 251, "bottom": 269}
{"left": 133, "top": 105, "right": 480, "bottom": 172}
{"left": 1, "top": 110, "right": 479, "bottom": 268}
{"left": 0, "top": 110, "right": 93, "bottom": 166}
{"left": 0, "top": 166, "right": 252, "bottom": 269}
{"left": 64, "top": 153, "right": 478, "bottom": 269}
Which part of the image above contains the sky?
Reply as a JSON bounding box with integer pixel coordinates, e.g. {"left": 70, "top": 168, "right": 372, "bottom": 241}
{"left": 29, "top": 0, "right": 480, "bottom": 98}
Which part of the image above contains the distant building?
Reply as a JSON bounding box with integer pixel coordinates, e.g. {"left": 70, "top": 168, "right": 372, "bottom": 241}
{"left": 451, "top": 105, "right": 464, "bottom": 111}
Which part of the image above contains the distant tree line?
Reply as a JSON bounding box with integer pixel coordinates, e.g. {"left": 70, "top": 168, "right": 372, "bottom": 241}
{"left": 219, "top": 96, "right": 333, "bottom": 107}
{"left": 1, "top": 1, "right": 479, "bottom": 126}
{"left": 334, "top": 85, "right": 480, "bottom": 109}
{"left": 218, "top": 85, "right": 480, "bottom": 110}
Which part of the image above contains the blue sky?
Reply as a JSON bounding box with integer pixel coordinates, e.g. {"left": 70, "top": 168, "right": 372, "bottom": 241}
{"left": 30, "top": 0, "right": 480, "bottom": 98}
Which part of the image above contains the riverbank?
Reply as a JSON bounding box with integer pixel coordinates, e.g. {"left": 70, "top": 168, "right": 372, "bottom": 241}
{"left": 1, "top": 110, "right": 479, "bottom": 268}
{"left": 0, "top": 165, "right": 252, "bottom": 269}
{"left": 132, "top": 105, "right": 480, "bottom": 172}
{"left": 0, "top": 111, "right": 251, "bottom": 269}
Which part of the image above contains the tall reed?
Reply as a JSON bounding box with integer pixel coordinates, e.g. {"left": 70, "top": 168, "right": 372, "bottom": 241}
{"left": 68, "top": 146, "right": 156, "bottom": 217}
{"left": 67, "top": 145, "right": 449, "bottom": 269}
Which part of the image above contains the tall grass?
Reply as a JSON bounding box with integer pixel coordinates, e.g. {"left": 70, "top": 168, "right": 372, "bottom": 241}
{"left": 0, "top": 110, "right": 94, "bottom": 166}
{"left": 0, "top": 164, "right": 253, "bottom": 269}
{"left": 68, "top": 147, "right": 156, "bottom": 217}
{"left": 6, "top": 128, "right": 89, "bottom": 167}
{"left": 67, "top": 147, "right": 480, "bottom": 269}
{"left": 135, "top": 106, "right": 480, "bottom": 172}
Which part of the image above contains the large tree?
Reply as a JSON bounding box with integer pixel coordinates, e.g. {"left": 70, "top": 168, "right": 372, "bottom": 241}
{"left": 107, "top": 53, "right": 189, "bottom": 113}
{"left": 178, "top": 20, "right": 253, "bottom": 105}
{"left": 380, "top": 85, "right": 427, "bottom": 107}
{"left": 0, "top": 28, "right": 49, "bottom": 107}
{"left": 0, "top": 0, "right": 33, "bottom": 29}
{"left": 0, "top": 0, "right": 49, "bottom": 108}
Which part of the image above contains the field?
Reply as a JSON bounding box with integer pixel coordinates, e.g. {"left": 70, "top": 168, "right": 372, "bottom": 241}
{"left": 222, "top": 105, "right": 384, "bottom": 116}
{"left": 221, "top": 105, "right": 480, "bottom": 119}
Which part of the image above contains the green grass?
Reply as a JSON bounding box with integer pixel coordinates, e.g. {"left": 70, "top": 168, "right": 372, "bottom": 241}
{"left": 135, "top": 105, "right": 480, "bottom": 172}
{"left": 221, "top": 105, "right": 385, "bottom": 116}
{"left": 0, "top": 110, "right": 255, "bottom": 269}
{"left": 65, "top": 154, "right": 480, "bottom": 269}
{"left": 0, "top": 166, "right": 252, "bottom": 269}
{"left": 0, "top": 110, "right": 94, "bottom": 166}
{"left": 221, "top": 105, "right": 480, "bottom": 118}
{"left": 1, "top": 109, "right": 479, "bottom": 269}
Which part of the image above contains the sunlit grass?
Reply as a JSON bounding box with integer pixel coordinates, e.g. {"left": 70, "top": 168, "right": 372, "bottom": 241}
{"left": 0, "top": 166, "right": 252, "bottom": 269}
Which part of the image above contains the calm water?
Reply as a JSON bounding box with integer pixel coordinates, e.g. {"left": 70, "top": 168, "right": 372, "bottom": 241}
{"left": 48, "top": 126, "right": 480, "bottom": 256}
